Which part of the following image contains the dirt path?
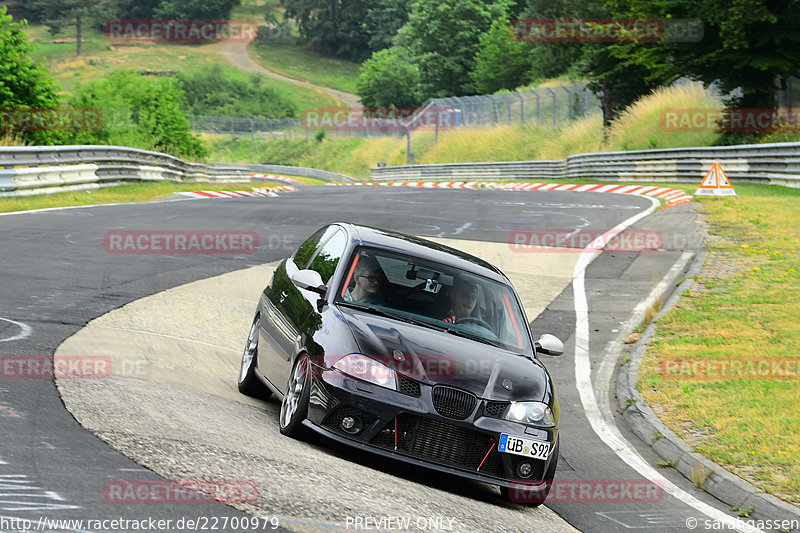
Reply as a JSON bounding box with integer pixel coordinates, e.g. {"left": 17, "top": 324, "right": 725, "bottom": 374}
{"left": 218, "top": 40, "right": 360, "bottom": 108}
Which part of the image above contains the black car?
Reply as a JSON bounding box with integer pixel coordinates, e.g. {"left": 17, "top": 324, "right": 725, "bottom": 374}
{"left": 238, "top": 223, "right": 564, "bottom": 504}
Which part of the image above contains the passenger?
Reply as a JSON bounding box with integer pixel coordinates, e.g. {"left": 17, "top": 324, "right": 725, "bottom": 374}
{"left": 344, "top": 257, "right": 384, "bottom": 304}
{"left": 443, "top": 279, "right": 478, "bottom": 323}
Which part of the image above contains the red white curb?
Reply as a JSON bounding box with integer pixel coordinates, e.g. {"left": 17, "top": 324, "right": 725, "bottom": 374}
{"left": 179, "top": 185, "right": 296, "bottom": 199}
{"left": 326, "top": 181, "right": 693, "bottom": 208}
{"left": 249, "top": 173, "right": 303, "bottom": 186}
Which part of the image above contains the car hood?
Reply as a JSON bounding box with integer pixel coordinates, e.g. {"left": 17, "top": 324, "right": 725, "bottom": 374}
{"left": 338, "top": 307, "right": 549, "bottom": 402}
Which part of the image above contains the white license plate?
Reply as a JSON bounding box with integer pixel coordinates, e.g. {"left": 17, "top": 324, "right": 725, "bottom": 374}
{"left": 498, "top": 433, "right": 551, "bottom": 460}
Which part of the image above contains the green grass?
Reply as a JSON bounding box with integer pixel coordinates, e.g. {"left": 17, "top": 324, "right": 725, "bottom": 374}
{"left": 0, "top": 180, "right": 279, "bottom": 214}
{"left": 247, "top": 41, "right": 361, "bottom": 94}
{"left": 25, "top": 25, "right": 340, "bottom": 111}
{"left": 639, "top": 184, "right": 800, "bottom": 504}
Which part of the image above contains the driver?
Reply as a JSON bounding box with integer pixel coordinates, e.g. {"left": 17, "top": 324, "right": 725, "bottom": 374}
{"left": 443, "top": 279, "right": 478, "bottom": 323}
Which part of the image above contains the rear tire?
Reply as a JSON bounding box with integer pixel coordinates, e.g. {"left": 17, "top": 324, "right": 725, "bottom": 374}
{"left": 238, "top": 314, "right": 272, "bottom": 399}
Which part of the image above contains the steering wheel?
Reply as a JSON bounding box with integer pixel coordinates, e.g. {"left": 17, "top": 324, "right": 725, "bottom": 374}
{"left": 455, "top": 316, "right": 493, "bottom": 330}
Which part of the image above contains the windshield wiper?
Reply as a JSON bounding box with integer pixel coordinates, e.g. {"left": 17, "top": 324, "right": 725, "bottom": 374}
{"left": 443, "top": 327, "right": 503, "bottom": 348}
{"left": 337, "top": 301, "right": 447, "bottom": 331}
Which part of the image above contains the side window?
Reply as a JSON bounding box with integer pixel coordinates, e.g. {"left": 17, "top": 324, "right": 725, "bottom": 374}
{"left": 307, "top": 229, "right": 347, "bottom": 283}
{"left": 293, "top": 226, "right": 335, "bottom": 268}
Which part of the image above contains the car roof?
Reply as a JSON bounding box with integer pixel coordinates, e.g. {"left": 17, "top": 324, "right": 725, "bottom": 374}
{"left": 335, "top": 222, "right": 508, "bottom": 284}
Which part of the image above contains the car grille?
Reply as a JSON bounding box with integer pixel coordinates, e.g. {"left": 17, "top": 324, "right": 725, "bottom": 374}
{"left": 370, "top": 414, "right": 507, "bottom": 479}
{"left": 432, "top": 386, "right": 477, "bottom": 419}
{"left": 398, "top": 377, "right": 421, "bottom": 397}
{"left": 483, "top": 401, "right": 509, "bottom": 418}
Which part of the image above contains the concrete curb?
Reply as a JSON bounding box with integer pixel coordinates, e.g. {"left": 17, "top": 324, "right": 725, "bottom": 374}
{"left": 614, "top": 221, "right": 800, "bottom": 524}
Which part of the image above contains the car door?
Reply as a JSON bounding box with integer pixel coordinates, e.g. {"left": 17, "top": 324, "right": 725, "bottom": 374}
{"left": 257, "top": 226, "right": 347, "bottom": 391}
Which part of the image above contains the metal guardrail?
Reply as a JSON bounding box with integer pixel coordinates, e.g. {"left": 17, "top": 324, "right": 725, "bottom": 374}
{"left": 370, "top": 142, "right": 800, "bottom": 188}
{"left": 0, "top": 145, "right": 355, "bottom": 197}
{"left": 243, "top": 164, "right": 355, "bottom": 182}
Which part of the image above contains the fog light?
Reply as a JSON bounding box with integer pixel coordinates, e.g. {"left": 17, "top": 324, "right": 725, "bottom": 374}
{"left": 341, "top": 416, "right": 362, "bottom": 434}
{"left": 517, "top": 462, "right": 533, "bottom": 478}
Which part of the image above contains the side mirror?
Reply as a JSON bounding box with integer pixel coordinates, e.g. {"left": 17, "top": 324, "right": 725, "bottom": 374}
{"left": 535, "top": 334, "right": 564, "bottom": 356}
{"left": 291, "top": 269, "right": 327, "bottom": 295}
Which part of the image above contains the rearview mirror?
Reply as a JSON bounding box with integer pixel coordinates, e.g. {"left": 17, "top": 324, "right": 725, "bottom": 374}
{"left": 291, "top": 269, "right": 327, "bottom": 295}
{"left": 535, "top": 334, "right": 564, "bottom": 356}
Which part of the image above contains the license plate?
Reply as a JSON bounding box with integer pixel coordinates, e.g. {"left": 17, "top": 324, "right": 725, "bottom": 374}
{"left": 498, "top": 433, "right": 551, "bottom": 460}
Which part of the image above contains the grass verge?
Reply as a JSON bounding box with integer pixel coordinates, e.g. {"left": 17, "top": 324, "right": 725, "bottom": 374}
{"left": 639, "top": 184, "right": 800, "bottom": 504}
{"left": 0, "top": 181, "right": 279, "bottom": 214}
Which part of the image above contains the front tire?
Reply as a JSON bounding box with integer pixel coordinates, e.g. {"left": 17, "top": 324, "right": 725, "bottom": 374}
{"left": 279, "top": 354, "right": 314, "bottom": 439}
{"left": 238, "top": 314, "right": 272, "bottom": 399}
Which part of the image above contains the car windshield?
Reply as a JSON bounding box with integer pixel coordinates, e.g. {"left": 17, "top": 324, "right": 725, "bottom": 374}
{"left": 335, "top": 246, "right": 533, "bottom": 355}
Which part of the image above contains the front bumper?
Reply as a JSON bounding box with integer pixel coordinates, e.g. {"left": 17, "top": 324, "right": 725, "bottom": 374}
{"left": 304, "top": 365, "right": 558, "bottom": 490}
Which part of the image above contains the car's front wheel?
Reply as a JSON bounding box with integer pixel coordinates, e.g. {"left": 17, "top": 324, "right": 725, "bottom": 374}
{"left": 238, "top": 314, "right": 272, "bottom": 399}
{"left": 279, "top": 354, "right": 315, "bottom": 440}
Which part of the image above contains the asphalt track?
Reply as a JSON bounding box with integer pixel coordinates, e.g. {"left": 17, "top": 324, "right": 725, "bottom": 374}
{"left": 0, "top": 186, "right": 760, "bottom": 532}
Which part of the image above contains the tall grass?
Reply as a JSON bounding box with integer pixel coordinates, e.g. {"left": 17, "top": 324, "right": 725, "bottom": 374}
{"left": 605, "top": 83, "right": 722, "bottom": 150}
{"left": 205, "top": 84, "right": 723, "bottom": 177}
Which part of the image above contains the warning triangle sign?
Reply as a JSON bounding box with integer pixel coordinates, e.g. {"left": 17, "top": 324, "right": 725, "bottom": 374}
{"left": 695, "top": 162, "right": 736, "bottom": 197}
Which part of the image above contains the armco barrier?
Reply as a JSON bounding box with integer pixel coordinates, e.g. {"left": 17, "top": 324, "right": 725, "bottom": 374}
{"left": 0, "top": 145, "right": 360, "bottom": 197}
{"left": 371, "top": 142, "right": 800, "bottom": 188}
{"left": 0, "top": 145, "right": 352, "bottom": 198}
{"left": 0, "top": 145, "right": 253, "bottom": 198}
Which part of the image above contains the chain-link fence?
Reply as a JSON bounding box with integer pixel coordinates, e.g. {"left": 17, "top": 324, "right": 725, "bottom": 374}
{"left": 190, "top": 82, "right": 600, "bottom": 137}
{"left": 423, "top": 83, "right": 600, "bottom": 128}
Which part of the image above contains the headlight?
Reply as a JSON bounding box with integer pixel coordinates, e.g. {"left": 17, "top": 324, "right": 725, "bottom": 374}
{"left": 505, "top": 401, "right": 555, "bottom": 427}
{"left": 332, "top": 354, "right": 398, "bottom": 390}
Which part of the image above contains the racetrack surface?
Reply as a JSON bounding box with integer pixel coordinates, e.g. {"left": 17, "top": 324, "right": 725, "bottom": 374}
{"left": 0, "top": 186, "right": 750, "bottom": 532}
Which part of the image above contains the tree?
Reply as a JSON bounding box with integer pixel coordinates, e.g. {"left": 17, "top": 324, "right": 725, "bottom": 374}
{"left": 521, "top": 0, "right": 658, "bottom": 127}
{"left": 356, "top": 47, "right": 422, "bottom": 108}
{"left": 606, "top": 0, "right": 800, "bottom": 110}
{"left": 364, "top": 0, "right": 410, "bottom": 52}
{"left": 153, "top": 0, "right": 242, "bottom": 20}
{"left": 470, "top": 18, "right": 530, "bottom": 94}
{"left": 68, "top": 70, "right": 206, "bottom": 158}
{"left": 282, "top": 0, "right": 372, "bottom": 61}
{"left": 114, "top": 0, "right": 163, "bottom": 20}
{"left": 399, "top": 0, "right": 513, "bottom": 98}
{"left": 28, "top": 0, "right": 113, "bottom": 57}
{"left": 0, "top": 6, "right": 64, "bottom": 145}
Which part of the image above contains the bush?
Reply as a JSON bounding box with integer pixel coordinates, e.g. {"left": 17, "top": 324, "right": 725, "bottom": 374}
{"left": 0, "top": 7, "right": 65, "bottom": 145}
{"left": 68, "top": 70, "right": 206, "bottom": 159}
{"left": 356, "top": 47, "right": 421, "bottom": 109}
{"left": 178, "top": 65, "right": 296, "bottom": 118}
